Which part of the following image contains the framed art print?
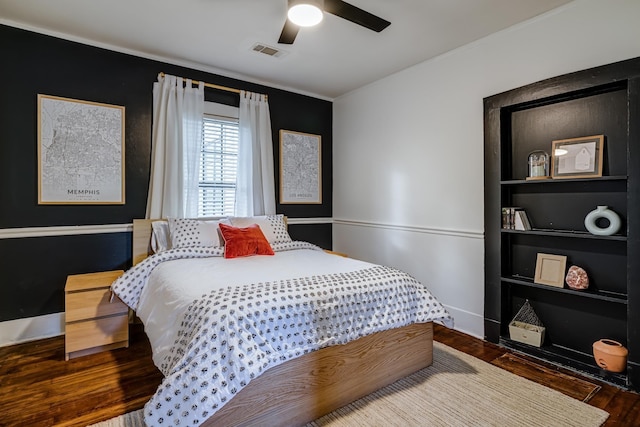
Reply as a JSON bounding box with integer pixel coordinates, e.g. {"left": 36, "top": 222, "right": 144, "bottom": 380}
{"left": 551, "top": 135, "right": 604, "bottom": 179}
{"left": 38, "top": 94, "right": 125, "bottom": 204}
{"left": 279, "top": 129, "right": 321, "bottom": 204}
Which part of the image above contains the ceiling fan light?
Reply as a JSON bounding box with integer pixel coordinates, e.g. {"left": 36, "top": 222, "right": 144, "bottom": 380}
{"left": 288, "top": 1, "right": 324, "bottom": 27}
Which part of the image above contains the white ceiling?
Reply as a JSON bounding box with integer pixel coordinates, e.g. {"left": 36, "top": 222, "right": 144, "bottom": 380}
{"left": 0, "top": 0, "right": 572, "bottom": 99}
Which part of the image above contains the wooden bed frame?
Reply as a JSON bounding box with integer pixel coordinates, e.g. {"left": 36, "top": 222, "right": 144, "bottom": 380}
{"left": 132, "top": 219, "right": 435, "bottom": 426}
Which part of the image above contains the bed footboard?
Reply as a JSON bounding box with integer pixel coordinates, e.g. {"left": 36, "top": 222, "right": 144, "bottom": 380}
{"left": 202, "top": 322, "right": 434, "bottom": 427}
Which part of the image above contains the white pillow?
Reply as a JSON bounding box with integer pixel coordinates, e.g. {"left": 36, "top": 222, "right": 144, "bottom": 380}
{"left": 168, "top": 218, "right": 225, "bottom": 249}
{"left": 228, "top": 214, "right": 292, "bottom": 244}
{"left": 150, "top": 220, "right": 171, "bottom": 253}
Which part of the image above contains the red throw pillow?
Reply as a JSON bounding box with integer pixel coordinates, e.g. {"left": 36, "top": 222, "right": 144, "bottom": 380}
{"left": 219, "top": 223, "right": 275, "bottom": 259}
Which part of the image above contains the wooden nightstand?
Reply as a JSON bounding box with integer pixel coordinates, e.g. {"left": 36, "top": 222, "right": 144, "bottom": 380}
{"left": 64, "top": 270, "right": 128, "bottom": 360}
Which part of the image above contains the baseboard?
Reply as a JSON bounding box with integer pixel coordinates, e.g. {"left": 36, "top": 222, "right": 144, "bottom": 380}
{"left": 0, "top": 312, "right": 64, "bottom": 347}
{"left": 0, "top": 305, "right": 485, "bottom": 348}
{"left": 442, "top": 305, "right": 484, "bottom": 340}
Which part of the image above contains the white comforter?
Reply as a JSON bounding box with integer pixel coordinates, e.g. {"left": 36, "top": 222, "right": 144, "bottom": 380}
{"left": 112, "top": 242, "right": 453, "bottom": 427}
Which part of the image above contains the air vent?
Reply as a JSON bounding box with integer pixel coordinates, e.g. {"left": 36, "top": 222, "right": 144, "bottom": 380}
{"left": 251, "top": 43, "right": 287, "bottom": 58}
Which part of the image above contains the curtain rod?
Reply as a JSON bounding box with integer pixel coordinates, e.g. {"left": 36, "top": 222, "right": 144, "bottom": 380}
{"left": 159, "top": 72, "right": 267, "bottom": 99}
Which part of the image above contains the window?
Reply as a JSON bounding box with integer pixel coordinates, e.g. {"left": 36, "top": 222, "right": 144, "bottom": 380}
{"left": 198, "top": 111, "right": 239, "bottom": 217}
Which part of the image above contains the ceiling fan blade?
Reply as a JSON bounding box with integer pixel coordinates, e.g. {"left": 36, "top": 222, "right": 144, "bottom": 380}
{"left": 278, "top": 19, "right": 300, "bottom": 44}
{"left": 324, "top": 0, "right": 390, "bottom": 32}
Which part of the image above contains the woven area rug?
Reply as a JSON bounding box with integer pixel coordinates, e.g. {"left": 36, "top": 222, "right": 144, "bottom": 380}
{"left": 89, "top": 342, "right": 609, "bottom": 427}
{"left": 491, "top": 352, "right": 602, "bottom": 402}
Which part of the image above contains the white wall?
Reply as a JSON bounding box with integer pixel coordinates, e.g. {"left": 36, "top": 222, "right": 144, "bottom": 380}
{"left": 332, "top": 0, "right": 640, "bottom": 338}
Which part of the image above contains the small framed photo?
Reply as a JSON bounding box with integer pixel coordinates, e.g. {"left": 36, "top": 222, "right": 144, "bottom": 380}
{"left": 551, "top": 135, "right": 604, "bottom": 179}
{"left": 534, "top": 253, "right": 567, "bottom": 288}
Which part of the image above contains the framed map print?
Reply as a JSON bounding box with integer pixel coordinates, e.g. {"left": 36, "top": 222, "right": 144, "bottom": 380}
{"left": 279, "top": 130, "right": 321, "bottom": 204}
{"left": 38, "top": 94, "right": 125, "bottom": 204}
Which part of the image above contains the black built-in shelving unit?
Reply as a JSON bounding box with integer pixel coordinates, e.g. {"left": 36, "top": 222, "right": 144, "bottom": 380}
{"left": 484, "top": 57, "right": 639, "bottom": 390}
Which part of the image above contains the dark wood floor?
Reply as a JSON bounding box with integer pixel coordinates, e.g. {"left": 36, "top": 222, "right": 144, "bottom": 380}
{"left": 0, "top": 324, "right": 638, "bottom": 426}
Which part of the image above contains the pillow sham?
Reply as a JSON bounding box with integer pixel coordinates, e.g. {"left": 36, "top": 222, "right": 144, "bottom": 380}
{"left": 150, "top": 220, "right": 171, "bottom": 253}
{"left": 168, "top": 217, "right": 224, "bottom": 249}
{"left": 151, "top": 220, "right": 171, "bottom": 254}
{"left": 218, "top": 223, "right": 274, "bottom": 259}
{"left": 228, "top": 214, "right": 292, "bottom": 244}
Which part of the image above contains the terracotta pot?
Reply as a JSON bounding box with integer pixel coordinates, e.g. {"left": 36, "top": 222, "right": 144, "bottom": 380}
{"left": 592, "top": 339, "right": 628, "bottom": 373}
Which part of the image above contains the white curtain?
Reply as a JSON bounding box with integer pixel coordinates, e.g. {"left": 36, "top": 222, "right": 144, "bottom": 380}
{"left": 235, "top": 91, "right": 276, "bottom": 216}
{"left": 146, "top": 74, "right": 204, "bottom": 218}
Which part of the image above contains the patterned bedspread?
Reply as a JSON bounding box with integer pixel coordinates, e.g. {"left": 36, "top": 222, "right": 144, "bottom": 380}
{"left": 112, "top": 242, "right": 453, "bottom": 426}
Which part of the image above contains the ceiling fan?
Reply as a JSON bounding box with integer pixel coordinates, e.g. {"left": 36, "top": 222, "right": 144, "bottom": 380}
{"left": 278, "top": 0, "right": 391, "bottom": 44}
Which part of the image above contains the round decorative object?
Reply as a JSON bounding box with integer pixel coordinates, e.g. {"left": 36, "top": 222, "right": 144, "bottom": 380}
{"left": 592, "top": 339, "right": 628, "bottom": 373}
{"left": 584, "top": 206, "right": 621, "bottom": 236}
{"left": 527, "top": 150, "right": 550, "bottom": 179}
{"left": 565, "top": 265, "right": 589, "bottom": 290}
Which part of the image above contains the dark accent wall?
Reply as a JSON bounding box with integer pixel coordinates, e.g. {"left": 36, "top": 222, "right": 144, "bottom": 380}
{"left": 0, "top": 24, "right": 333, "bottom": 322}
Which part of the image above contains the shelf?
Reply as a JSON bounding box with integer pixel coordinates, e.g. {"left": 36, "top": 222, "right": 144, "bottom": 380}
{"left": 485, "top": 57, "right": 639, "bottom": 391}
{"left": 502, "top": 276, "right": 628, "bottom": 304}
{"left": 500, "top": 337, "right": 629, "bottom": 390}
{"left": 500, "top": 175, "right": 627, "bottom": 185}
{"left": 501, "top": 228, "right": 627, "bottom": 241}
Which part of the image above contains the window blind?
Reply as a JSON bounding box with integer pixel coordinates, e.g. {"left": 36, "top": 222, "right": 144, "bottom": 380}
{"left": 198, "top": 115, "right": 239, "bottom": 217}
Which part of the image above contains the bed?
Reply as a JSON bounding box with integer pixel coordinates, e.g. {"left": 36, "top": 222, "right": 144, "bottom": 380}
{"left": 113, "top": 216, "right": 453, "bottom": 426}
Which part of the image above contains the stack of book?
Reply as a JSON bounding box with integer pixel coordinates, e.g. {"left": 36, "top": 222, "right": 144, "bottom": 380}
{"left": 502, "top": 207, "right": 532, "bottom": 230}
